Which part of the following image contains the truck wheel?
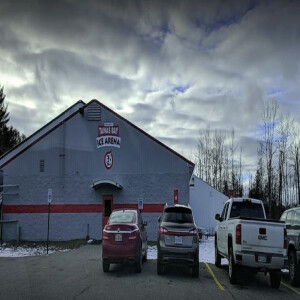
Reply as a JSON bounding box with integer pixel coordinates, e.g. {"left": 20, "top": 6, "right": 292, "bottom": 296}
{"left": 289, "top": 250, "right": 300, "bottom": 285}
{"left": 270, "top": 270, "right": 281, "bottom": 289}
{"left": 228, "top": 247, "right": 237, "bottom": 284}
{"left": 102, "top": 260, "right": 110, "bottom": 273}
{"left": 215, "top": 243, "right": 221, "bottom": 268}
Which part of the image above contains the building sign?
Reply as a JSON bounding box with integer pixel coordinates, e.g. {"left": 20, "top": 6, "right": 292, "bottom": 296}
{"left": 104, "top": 150, "right": 113, "bottom": 169}
{"left": 48, "top": 189, "right": 52, "bottom": 203}
{"left": 138, "top": 199, "right": 143, "bottom": 210}
{"left": 96, "top": 123, "right": 121, "bottom": 148}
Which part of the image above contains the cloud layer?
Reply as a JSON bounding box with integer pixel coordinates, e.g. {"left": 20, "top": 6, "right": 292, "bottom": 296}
{"left": 1, "top": 0, "right": 300, "bottom": 173}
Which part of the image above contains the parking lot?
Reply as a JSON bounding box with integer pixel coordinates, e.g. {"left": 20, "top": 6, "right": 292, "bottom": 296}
{"left": 0, "top": 245, "right": 299, "bottom": 300}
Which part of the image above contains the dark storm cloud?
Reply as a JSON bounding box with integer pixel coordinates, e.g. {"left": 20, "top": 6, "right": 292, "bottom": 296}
{"left": 7, "top": 102, "right": 46, "bottom": 136}
{"left": 1, "top": 0, "right": 300, "bottom": 174}
{"left": 124, "top": 102, "right": 160, "bottom": 125}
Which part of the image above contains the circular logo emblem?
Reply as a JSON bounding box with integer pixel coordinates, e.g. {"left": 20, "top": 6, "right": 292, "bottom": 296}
{"left": 104, "top": 150, "right": 113, "bottom": 169}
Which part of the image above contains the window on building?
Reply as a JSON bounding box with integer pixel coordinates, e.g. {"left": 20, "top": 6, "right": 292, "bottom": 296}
{"left": 40, "top": 160, "right": 45, "bottom": 172}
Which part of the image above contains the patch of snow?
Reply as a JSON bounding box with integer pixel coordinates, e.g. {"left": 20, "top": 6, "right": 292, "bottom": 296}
{"left": 147, "top": 236, "right": 228, "bottom": 263}
{"left": 147, "top": 245, "right": 157, "bottom": 260}
{"left": 0, "top": 244, "right": 69, "bottom": 257}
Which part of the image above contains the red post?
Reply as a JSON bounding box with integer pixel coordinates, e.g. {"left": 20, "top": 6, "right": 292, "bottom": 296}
{"left": 174, "top": 189, "right": 179, "bottom": 204}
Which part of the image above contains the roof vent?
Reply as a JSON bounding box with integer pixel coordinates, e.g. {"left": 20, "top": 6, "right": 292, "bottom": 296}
{"left": 87, "top": 104, "right": 101, "bottom": 121}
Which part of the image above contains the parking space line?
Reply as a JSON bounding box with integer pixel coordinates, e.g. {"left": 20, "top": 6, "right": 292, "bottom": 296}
{"left": 205, "top": 263, "right": 224, "bottom": 291}
{"left": 281, "top": 281, "right": 300, "bottom": 296}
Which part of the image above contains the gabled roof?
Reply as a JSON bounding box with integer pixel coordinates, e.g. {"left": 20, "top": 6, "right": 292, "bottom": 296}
{"left": 0, "top": 99, "right": 195, "bottom": 169}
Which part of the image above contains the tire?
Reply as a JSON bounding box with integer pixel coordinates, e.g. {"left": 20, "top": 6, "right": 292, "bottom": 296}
{"left": 157, "top": 254, "right": 164, "bottom": 275}
{"left": 228, "top": 247, "right": 237, "bottom": 284}
{"left": 270, "top": 271, "right": 281, "bottom": 289}
{"left": 289, "top": 250, "right": 300, "bottom": 286}
{"left": 135, "top": 252, "right": 142, "bottom": 273}
{"left": 102, "top": 260, "right": 110, "bottom": 273}
{"left": 215, "top": 241, "right": 221, "bottom": 268}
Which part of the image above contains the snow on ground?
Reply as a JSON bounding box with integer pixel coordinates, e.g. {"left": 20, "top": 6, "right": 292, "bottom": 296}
{"left": 1, "top": 238, "right": 218, "bottom": 260}
{"left": 148, "top": 236, "right": 228, "bottom": 264}
{"left": 0, "top": 243, "right": 69, "bottom": 257}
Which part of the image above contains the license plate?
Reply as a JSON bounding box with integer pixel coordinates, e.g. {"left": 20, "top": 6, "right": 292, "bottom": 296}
{"left": 175, "top": 236, "right": 182, "bottom": 245}
{"left": 258, "top": 255, "right": 267, "bottom": 263}
{"left": 115, "top": 234, "right": 122, "bottom": 242}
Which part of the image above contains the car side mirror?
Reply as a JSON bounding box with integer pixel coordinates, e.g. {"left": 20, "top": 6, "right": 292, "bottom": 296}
{"left": 215, "top": 214, "right": 222, "bottom": 222}
{"left": 143, "top": 221, "right": 147, "bottom": 226}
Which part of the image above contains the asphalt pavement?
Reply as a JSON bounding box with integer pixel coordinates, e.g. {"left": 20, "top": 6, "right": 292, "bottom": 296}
{"left": 0, "top": 245, "right": 299, "bottom": 300}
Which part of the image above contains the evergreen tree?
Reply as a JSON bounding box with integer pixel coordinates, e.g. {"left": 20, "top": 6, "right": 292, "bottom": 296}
{"left": 0, "top": 86, "right": 9, "bottom": 128}
{"left": 0, "top": 85, "right": 26, "bottom": 156}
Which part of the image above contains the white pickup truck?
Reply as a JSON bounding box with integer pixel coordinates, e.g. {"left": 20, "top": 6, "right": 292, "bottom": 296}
{"left": 215, "top": 198, "right": 287, "bottom": 288}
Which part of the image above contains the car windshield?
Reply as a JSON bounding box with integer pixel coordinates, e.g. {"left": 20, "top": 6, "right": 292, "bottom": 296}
{"left": 163, "top": 207, "right": 193, "bottom": 223}
{"left": 109, "top": 211, "right": 136, "bottom": 224}
{"left": 230, "top": 201, "right": 265, "bottom": 219}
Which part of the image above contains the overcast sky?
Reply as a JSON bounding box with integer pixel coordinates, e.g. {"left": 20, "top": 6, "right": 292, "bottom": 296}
{"left": 1, "top": 0, "right": 300, "bottom": 174}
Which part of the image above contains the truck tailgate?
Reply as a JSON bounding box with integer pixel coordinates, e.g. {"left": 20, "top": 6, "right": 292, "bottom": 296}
{"left": 241, "top": 219, "right": 285, "bottom": 254}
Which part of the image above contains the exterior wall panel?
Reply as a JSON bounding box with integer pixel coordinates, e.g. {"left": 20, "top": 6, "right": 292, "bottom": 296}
{"left": 0, "top": 100, "right": 193, "bottom": 241}
{"left": 190, "top": 176, "right": 228, "bottom": 235}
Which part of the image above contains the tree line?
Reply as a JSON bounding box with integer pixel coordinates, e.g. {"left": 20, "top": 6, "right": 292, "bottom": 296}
{"left": 194, "top": 98, "right": 300, "bottom": 219}
{"left": 194, "top": 127, "right": 244, "bottom": 198}
{"left": 248, "top": 99, "right": 300, "bottom": 218}
{"left": 0, "top": 86, "right": 26, "bottom": 156}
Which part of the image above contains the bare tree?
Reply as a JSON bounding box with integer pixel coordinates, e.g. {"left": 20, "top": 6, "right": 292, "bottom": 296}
{"left": 290, "top": 124, "right": 300, "bottom": 205}
{"left": 261, "top": 98, "right": 279, "bottom": 218}
{"left": 229, "top": 128, "right": 237, "bottom": 196}
{"left": 277, "top": 114, "right": 294, "bottom": 209}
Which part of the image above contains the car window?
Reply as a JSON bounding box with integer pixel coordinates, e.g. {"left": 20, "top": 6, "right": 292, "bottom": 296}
{"left": 280, "top": 211, "right": 287, "bottom": 221}
{"left": 294, "top": 210, "right": 300, "bottom": 228}
{"left": 229, "top": 201, "right": 265, "bottom": 219}
{"left": 163, "top": 207, "right": 193, "bottom": 223}
{"left": 221, "top": 203, "right": 228, "bottom": 221}
{"left": 286, "top": 211, "right": 294, "bottom": 226}
{"left": 109, "top": 211, "right": 136, "bottom": 224}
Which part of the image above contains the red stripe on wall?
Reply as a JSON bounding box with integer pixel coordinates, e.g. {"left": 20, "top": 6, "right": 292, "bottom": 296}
{"left": 2, "top": 204, "right": 164, "bottom": 214}
{"left": 3, "top": 204, "right": 103, "bottom": 214}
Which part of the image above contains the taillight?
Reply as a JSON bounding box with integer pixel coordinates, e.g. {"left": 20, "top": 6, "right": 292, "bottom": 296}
{"left": 103, "top": 226, "right": 109, "bottom": 240}
{"left": 189, "top": 228, "right": 198, "bottom": 236}
{"left": 158, "top": 226, "right": 168, "bottom": 235}
{"left": 284, "top": 228, "right": 287, "bottom": 249}
{"left": 129, "top": 225, "right": 139, "bottom": 240}
{"left": 236, "top": 224, "right": 241, "bottom": 245}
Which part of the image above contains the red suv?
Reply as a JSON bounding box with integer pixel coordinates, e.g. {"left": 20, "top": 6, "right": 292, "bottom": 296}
{"left": 102, "top": 209, "right": 148, "bottom": 273}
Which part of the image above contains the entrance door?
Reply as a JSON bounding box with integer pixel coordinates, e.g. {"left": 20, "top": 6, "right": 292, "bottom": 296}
{"left": 102, "top": 195, "right": 113, "bottom": 229}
